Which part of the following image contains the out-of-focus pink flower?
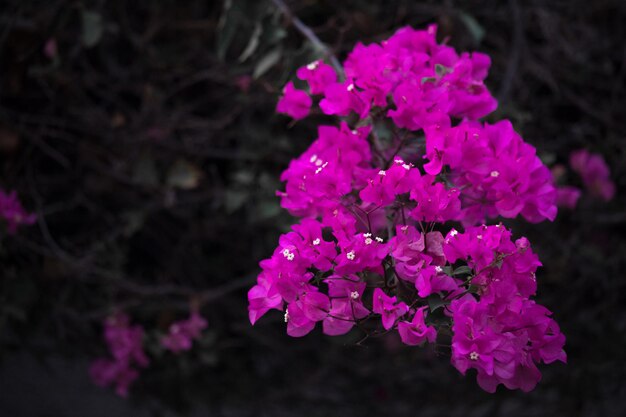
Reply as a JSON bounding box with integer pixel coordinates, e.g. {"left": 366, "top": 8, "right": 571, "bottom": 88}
{"left": 90, "top": 313, "right": 149, "bottom": 397}
{"left": 556, "top": 186, "right": 581, "bottom": 209}
{"left": 44, "top": 38, "right": 57, "bottom": 59}
{"left": 161, "top": 312, "right": 208, "bottom": 353}
{"left": 235, "top": 75, "right": 252, "bottom": 93}
{"left": 0, "top": 189, "right": 36, "bottom": 234}
{"left": 570, "top": 149, "right": 615, "bottom": 202}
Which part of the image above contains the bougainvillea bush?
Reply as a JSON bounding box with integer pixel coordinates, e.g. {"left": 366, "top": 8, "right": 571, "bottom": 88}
{"left": 248, "top": 25, "right": 568, "bottom": 393}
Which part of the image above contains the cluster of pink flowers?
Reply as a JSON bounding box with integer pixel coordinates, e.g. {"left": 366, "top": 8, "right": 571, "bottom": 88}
{"left": 90, "top": 311, "right": 209, "bottom": 396}
{"left": 445, "top": 225, "right": 566, "bottom": 392}
{"left": 555, "top": 149, "right": 615, "bottom": 209}
{"left": 89, "top": 314, "right": 149, "bottom": 397}
{"left": 254, "top": 24, "right": 571, "bottom": 392}
{"left": 161, "top": 312, "right": 208, "bottom": 353}
{"left": 0, "top": 189, "right": 36, "bottom": 234}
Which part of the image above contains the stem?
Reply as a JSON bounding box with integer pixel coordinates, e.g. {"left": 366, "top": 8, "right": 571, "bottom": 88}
{"left": 271, "top": 0, "right": 343, "bottom": 75}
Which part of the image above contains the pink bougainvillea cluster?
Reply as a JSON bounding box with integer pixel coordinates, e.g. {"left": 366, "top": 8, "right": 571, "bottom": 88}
{"left": 249, "top": 25, "right": 575, "bottom": 392}
{"left": 90, "top": 311, "right": 207, "bottom": 396}
{"left": 161, "top": 312, "right": 208, "bottom": 353}
{"left": 90, "top": 313, "right": 150, "bottom": 397}
{"left": 555, "top": 149, "right": 615, "bottom": 210}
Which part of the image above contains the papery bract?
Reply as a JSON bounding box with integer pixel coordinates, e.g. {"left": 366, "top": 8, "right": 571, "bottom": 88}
{"left": 276, "top": 81, "right": 312, "bottom": 120}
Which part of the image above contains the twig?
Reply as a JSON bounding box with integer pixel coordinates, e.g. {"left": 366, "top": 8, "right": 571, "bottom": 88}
{"left": 270, "top": 0, "right": 343, "bottom": 75}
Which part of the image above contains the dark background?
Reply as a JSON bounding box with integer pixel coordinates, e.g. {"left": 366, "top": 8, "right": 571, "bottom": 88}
{"left": 0, "top": 1, "right": 625, "bottom": 416}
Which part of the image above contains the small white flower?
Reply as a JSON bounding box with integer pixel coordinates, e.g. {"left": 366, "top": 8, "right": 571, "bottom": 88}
{"left": 309, "top": 154, "right": 318, "bottom": 163}
{"left": 375, "top": 237, "right": 384, "bottom": 243}
{"left": 282, "top": 249, "right": 295, "bottom": 261}
{"left": 315, "top": 161, "right": 329, "bottom": 174}
{"left": 435, "top": 266, "right": 443, "bottom": 273}
{"left": 378, "top": 170, "right": 386, "bottom": 176}
{"left": 350, "top": 291, "right": 359, "bottom": 300}
{"left": 312, "top": 238, "right": 321, "bottom": 246}
{"left": 450, "top": 229, "right": 458, "bottom": 237}
{"left": 315, "top": 159, "right": 323, "bottom": 167}
{"left": 470, "top": 351, "right": 479, "bottom": 361}
{"left": 346, "top": 250, "right": 356, "bottom": 260}
{"left": 306, "top": 60, "right": 319, "bottom": 70}
{"left": 490, "top": 170, "right": 500, "bottom": 178}
{"left": 402, "top": 163, "right": 411, "bottom": 170}
{"left": 347, "top": 83, "right": 355, "bottom": 91}
{"left": 363, "top": 233, "right": 372, "bottom": 237}
{"left": 364, "top": 238, "right": 373, "bottom": 245}
{"left": 477, "top": 235, "right": 483, "bottom": 240}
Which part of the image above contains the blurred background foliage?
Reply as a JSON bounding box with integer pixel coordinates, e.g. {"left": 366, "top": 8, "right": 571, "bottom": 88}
{"left": 0, "top": 0, "right": 625, "bottom": 416}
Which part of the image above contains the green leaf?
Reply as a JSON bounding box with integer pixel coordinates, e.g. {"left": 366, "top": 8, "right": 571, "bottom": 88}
{"left": 81, "top": 10, "right": 103, "bottom": 48}
{"left": 256, "top": 200, "right": 280, "bottom": 220}
{"left": 225, "top": 190, "right": 247, "bottom": 213}
{"left": 435, "top": 64, "right": 452, "bottom": 77}
{"left": 459, "top": 12, "right": 485, "bottom": 45}
{"left": 217, "top": 0, "right": 237, "bottom": 60}
{"left": 428, "top": 294, "right": 447, "bottom": 312}
{"left": 238, "top": 22, "right": 263, "bottom": 62}
{"left": 452, "top": 265, "right": 473, "bottom": 276}
{"left": 253, "top": 47, "right": 282, "bottom": 79}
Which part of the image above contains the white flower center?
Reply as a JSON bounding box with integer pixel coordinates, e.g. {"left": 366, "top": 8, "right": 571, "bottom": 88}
{"left": 346, "top": 250, "right": 356, "bottom": 260}
{"left": 312, "top": 238, "right": 321, "bottom": 246}
{"left": 470, "top": 351, "right": 479, "bottom": 361}
{"left": 350, "top": 291, "right": 359, "bottom": 300}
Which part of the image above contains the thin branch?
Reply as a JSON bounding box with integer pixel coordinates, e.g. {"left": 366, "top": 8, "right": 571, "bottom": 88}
{"left": 271, "top": 0, "right": 343, "bottom": 75}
